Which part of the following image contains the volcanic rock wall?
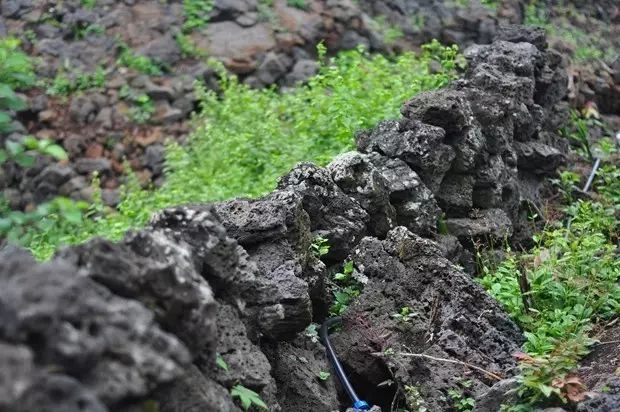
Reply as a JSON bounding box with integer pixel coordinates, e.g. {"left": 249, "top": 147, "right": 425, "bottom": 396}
{"left": 0, "top": 26, "right": 568, "bottom": 412}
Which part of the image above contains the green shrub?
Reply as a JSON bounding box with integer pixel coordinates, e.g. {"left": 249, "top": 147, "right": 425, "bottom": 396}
{"left": 0, "top": 37, "right": 35, "bottom": 133}
{"left": 479, "top": 161, "right": 620, "bottom": 406}
{"left": 117, "top": 42, "right": 164, "bottom": 75}
{"left": 183, "top": 0, "right": 214, "bottom": 32}
{"left": 47, "top": 66, "right": 106, "bottom": 96}
{"left": 21, "top": 41, "right": 461, "bottom": 259}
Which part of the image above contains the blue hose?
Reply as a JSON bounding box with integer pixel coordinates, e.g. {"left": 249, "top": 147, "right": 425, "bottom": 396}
{"left": 320, "top": 317, "right": 371, "bottom": 411}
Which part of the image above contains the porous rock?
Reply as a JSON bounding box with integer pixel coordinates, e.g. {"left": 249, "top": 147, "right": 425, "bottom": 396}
{"left": 0, "top": 252, "right": 190, "bottom": 406}
{"left": 330, "top": 227, "right": 522, "bottom": 411}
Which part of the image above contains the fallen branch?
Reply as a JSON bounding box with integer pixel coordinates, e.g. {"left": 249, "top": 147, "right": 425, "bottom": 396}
{"left": 373, "top": 351, "right": 503, "bottom": 381}
{"left": 594, "top": 340, "right": 620, "bottom": 346}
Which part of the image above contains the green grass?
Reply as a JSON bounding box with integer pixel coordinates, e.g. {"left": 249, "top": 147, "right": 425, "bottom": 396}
{"left": 479, "top": 115, "right": 620, "bottom": 408}
{"left": 19, "top": 41, "right": 461, "bottom": 259}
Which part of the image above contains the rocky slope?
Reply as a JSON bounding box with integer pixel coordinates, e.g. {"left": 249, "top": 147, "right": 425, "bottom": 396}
{"left": 0, "top": 0, "right": 521, "bottom": 211}
{"left": 0, "top": 26, "right": 598, "bottom": 412}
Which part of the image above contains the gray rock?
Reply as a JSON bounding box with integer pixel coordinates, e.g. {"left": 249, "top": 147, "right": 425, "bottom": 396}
{"left": 328, "top": 151, "right": 396, "bottom": 237}
{"left": 214, "top": 192, "right": 313, "bottom": 340}
{"left": 446, "top": 208, "right": 513, "bottom": 246}
{"left": 143, "top": 144, "right": 166, "bottom": 176}
{"left": 514, "top": 141, "right": 566, "bottom": 175}
{"left": 366, "top": 153, "right": 441, "bottom": 236}
{"left": 138, "top": 33, "right": 181, "bottom": 66}
{"left": 101, "top": 189, "right": 120, "bottom": 207}
{"left": 32, "top": 164, "right": 73, "bottom": 188}
{"left": 268, "top": 338, "right": 340, "bottom": 412}
{"left": 213, "top": 303, "right": 274, "bottom": 391}
{"left": 473, "top": 378, "right": 520, "bottom": 412}
{"left": 59, "top": 229, "right": 218, "bottom": 364}
{"left": 357, "top": 119, "right": 455, "bottom": 193}
{"left": 156, "top": 365, "right": 241, "bottom": 412}
{"left": 0, "top": 342, "right": 34, "bottom": 410}
{"left": 577, "top": 377, "right": 620, "bottom": 411}
{"left": 330, "top": 227, "right": 522, "bottom": 411}
{"left": 436, "top": 174, "right": 475, "bottom": 215}
{"left": 255, "top": 52, "right": 292, "bottom": 85}
{"left": 60, "top": 176, "right": 88, "bottom": 196}
{"left": 69, "top": 95, "right": 99, "bottom": 124}
{"left": 0, "top": 255, "right": 191, "bottom": 405}
{"left": 15, "top": 374, "right": 107, "bottom": 412}
{"left": 283, "top": 59, "right": 319, "bottom": 85}
{"left": 75, "top": 158, "right": 111, "bottom": 174}
{"left": 278, "top": 163, "right": 369, "bottom": 262}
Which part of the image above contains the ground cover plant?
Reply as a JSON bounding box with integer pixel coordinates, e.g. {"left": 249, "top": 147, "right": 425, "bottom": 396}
{"left": 16, "top": 41, "right": 462, "bottom": 259}
{"left": 479, "top": 114, "right": 620, "bottom": 409}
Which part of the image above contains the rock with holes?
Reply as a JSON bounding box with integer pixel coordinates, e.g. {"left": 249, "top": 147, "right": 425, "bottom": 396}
{"left": 156, "top": 365, "right": 242, "bottom": 412}
{"left": 213, "top": 303, "right": 280, "bottom": 411}
{"left": 446, "top": 208, "right": 513, "bottom": 247}
{"left": 15, "top": 373, "right": 107, "bottom": 412}
{"left": 357, "top": 119, "right": 455, "bottom": 192}
{"left": 214, "top": 191, "right": 313, "bottom": 340}
{"left": 0, "top": 342, "right": 35, "bottom": 410}
{"left": 58, "top": 229, "right": 217, "bottom": 365}
{"left": 327, "top": 151, "right": 396, "bottom": 237}
{"left": 149, "top": 205, "right": 255, "bottom": 297}
{"left": 330, "top": 227, "right": 522, "bottom": 410}
{"left": 265, "top": 336, "right": 340, "bottom": 412}
{"left": 0, "top": 253, "right": 190, "bottom": 406}
{"left": 366, "top": 153, "right": 441, "bottom": 236}
{"left": 277, "top": 163, "right": 369, "bottom": 262}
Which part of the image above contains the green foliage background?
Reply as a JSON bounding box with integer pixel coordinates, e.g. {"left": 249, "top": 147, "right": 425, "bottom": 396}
{"left": 23, "top": 42, "right": 461, "bottom": 259}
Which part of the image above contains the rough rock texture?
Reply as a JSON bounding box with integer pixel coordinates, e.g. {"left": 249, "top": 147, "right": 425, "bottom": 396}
{"left": 359, "top": 24, "right": 568, "bottom": 248}
{"left": 330, "top": 227, "right": 523, "bottom": 410}
{"left": 0, "top": 27, "right": 577, "bottom": 412}
{"left": 0, "top": 249, "right": 190, "bottom": 408}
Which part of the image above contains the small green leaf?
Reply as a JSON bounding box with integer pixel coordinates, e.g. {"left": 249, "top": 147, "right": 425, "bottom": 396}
{"left": 14, "top": 152, "right": 35, "bottom": 167}
{"left": 44, "top": 144, "right": 68, "bottom": 160}
{"left": 318, "top": 371, "right": 330, "bottom": 381}
{"left": 216, "top": 354, "right": 228, "bottom": 371}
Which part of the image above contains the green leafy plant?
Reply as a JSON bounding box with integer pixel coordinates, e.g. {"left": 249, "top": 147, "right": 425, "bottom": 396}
{"left": 0, "top": 37, "right": 35, "bottom": 133}
{"left": 183, "top": 0, "right": 214, "bottom": 32}
{"left": 81, "top": 0, "right": 96, "bottom": 8}
{"left": 0, "top": 137, "right": 67, "bottom": 168}
{"left": 47, "top": 66, "right": 106, "bottom": 96}
{"left": 448, "top": 388, "right": 475, "bottom": 411}
{"left": 304, "top": 323, "right": 319, "bottom": 343}
{"left": 216, "top": 353, "right": 229, "bottom": 371}
{"left": 119, "top": 85, "right": 155, "bottom": 124}
{"left": 309, "top": 235, "right": 330, "bottom": 258}
{"left": 370, "top": 16, "right": 404, "bottom": 46}
{"left": 402, "top": 384, "right": 428, "bottom": 412}
{"left": 287, "top": 0, "right": 307, "bottom": 9}
{"left": 0, "top": 197, "right": 88, "bottom": 245}
{"left": 230, "top": 385, "right": 267, "bottom": 411}
{"left": 480, "top": 161, "right": 620, "bottom": 406}
{"left": 117, "top": 42, "right": 164, "bottom": 75}
{"left": 175, "top": 32, "right": 208, "bottom": 59}
{"left": 318, "top": 371, "right": 330, "bottom": 381}
{"left": 20, "top": 41, "right": 461, "bottom": 259}
{"left": 391, "top": 306, "right": 416, "bottom": 323}
{"left": 330, "top": 260, "right": 364, "bottom": 315}
{"left": 74, "top": 24, "right": 104, "bottom": 40}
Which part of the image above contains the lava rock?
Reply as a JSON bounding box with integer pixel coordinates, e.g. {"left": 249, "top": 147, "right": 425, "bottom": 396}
{"left": 0, "top": 254, "right": 191, "bottom": 406}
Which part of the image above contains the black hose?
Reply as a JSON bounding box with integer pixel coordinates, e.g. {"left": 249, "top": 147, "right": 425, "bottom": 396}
{"left": 320, "top": 317, "right": 370, "bottom": 411}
